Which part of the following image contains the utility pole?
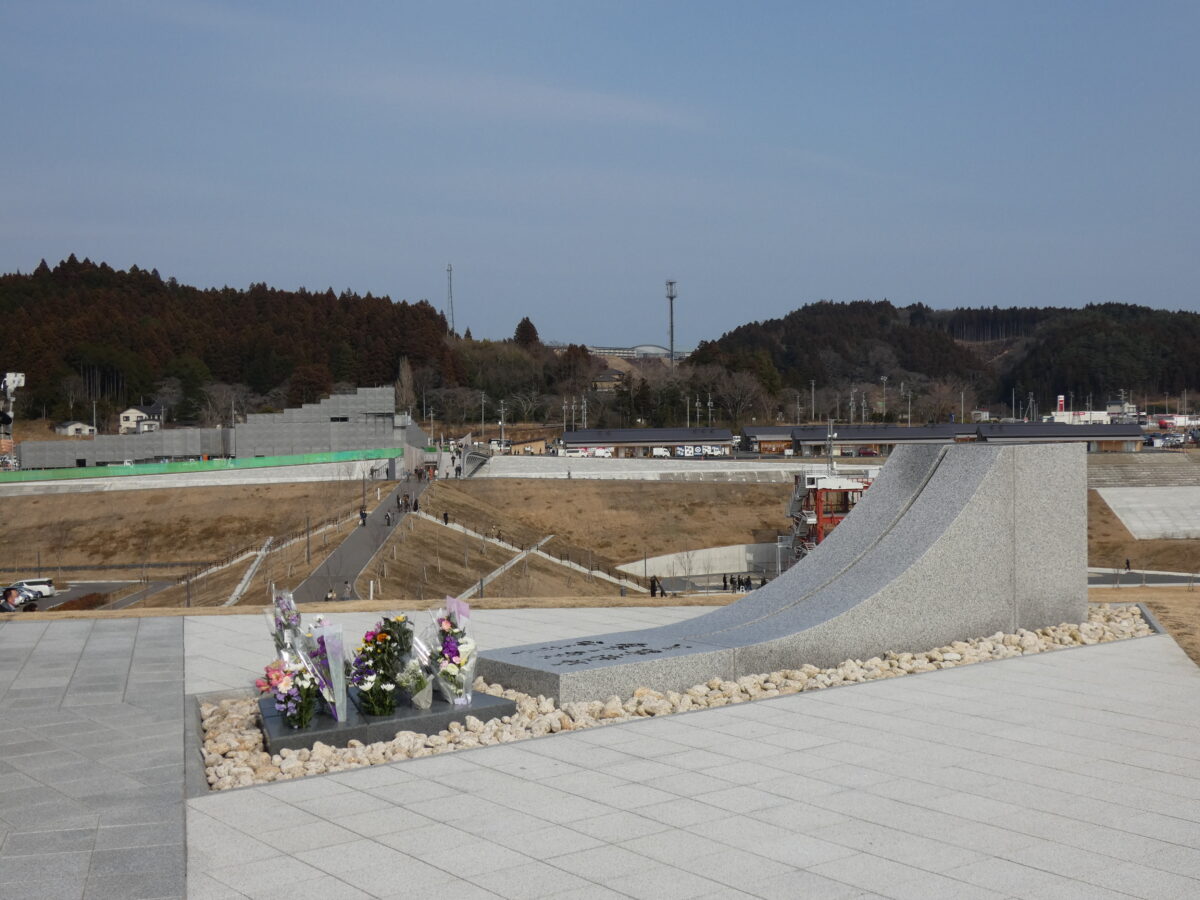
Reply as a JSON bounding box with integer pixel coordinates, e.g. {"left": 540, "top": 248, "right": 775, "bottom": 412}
{"left": 581, "top": 397, "right": 588, "bottom": 430}
{"left": 480, "top": 392, "right": 486, "bottom": 439}
{"left": 707, "top": 392, "right": 713, "bottom": 427}
{"left": 666, "top": 281, "right": 677, "bottom": 367}
{"left": 810, "top": 379, "right": 816, "bottom": 423}
{"left": 849, "top": 390, "right": 856, "bottom": 425}
{"left": 880, "top": 376, "right": 888, "bottom": 418}
{"left": 446, "top": 263, "right": 455, "bottom": 335}
{"left": 499, "top": 400, "right": 506, "bottom": 449}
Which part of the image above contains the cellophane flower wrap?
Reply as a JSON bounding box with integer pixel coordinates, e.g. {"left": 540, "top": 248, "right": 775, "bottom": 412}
{"left": 423, "top": 599, "right": 476, "bottom": 706}
{"left": 297, "top": 618, "right": 348, "bottom": 722}
{"left": 257, "top": 659, "right": 318, "bottom": 729}
{"left": 348, "top": 615, "right": 413, "bottom": 716}
{"left": 399, "top": 658, "right": 432, "bottom": 710}
{"left": 265, "top": 591, "right": 302, "bottom": 666}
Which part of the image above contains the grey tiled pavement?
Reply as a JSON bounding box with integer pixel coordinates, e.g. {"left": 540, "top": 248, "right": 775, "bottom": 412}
{"left": 5, "top": 606, "right": 1200, "bottom": 899}
{"left": 0, "top": 618, "right": 185, "bottom": 900}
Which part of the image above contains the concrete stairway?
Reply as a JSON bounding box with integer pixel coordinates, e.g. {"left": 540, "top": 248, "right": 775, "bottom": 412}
{"left": 1087, "top": 452, "right": 1200, "bottom": 488}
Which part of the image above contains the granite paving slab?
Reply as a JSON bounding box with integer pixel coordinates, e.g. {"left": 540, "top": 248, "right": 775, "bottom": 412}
{"left": 185, "top": 626, "right": 1200, "bottom": 900}
{"left": 0, "top": 617, "right": 185, "bottom": 900}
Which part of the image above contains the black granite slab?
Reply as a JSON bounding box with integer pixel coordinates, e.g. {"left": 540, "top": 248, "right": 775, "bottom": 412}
{"left": 257, "top": 691, "right": 517, "bottom": 753}
{"left": 258, "top": 696, "right": 369, "bottom": 753}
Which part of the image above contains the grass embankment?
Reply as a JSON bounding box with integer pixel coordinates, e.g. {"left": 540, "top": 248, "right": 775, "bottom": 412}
{"left": 1088, "top": 489, "right": 1200, "bottom": 573}
{"left": 420, "top": 479, "right": 793, "bottom": 568}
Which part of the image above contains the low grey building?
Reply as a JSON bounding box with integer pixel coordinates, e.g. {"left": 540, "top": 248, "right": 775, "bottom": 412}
{"left": 18, "top": 387, "right": 415, "bottom": 470}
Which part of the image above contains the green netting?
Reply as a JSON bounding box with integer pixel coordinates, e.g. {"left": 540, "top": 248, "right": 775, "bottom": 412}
{"left": 0, "top": 447, "right": 405, "bottom": 483}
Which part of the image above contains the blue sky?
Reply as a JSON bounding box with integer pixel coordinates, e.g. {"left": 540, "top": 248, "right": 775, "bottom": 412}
{"left": 3, "top": 1, "right": 1197, "bottom": 348}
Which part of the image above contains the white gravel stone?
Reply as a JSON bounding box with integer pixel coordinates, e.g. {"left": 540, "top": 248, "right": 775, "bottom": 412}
{"left": 200, "top": 604, "right": 1152, "bottom": 790}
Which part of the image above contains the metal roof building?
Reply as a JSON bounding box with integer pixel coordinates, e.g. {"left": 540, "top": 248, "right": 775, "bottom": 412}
{"left": 767, "top": 422, "right": 1143, "bottom": 457}
{"left": 562, "top": 427, "right": 734, "bottom": 458}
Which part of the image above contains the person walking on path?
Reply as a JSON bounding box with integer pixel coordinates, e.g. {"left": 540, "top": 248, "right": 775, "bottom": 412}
{"left": 650, "top": 576, "right": 658, "bottom": 598}
{"left": 384, "top": 511, "right": 392, "bottom": 527}
{"left": 340, "top": 581, "right": 353, "bottom": 601}
{"left": 359, "top": 507, "right": 368, "bottom": 527}
{"left": 323, "top": 588, "right": 335, "bottom": 602}
{"left": 1125, "top": 558, "right": 1131, "bottom": 572}
{"left": 442, "top": 511, "right": 449, "bottom": 526}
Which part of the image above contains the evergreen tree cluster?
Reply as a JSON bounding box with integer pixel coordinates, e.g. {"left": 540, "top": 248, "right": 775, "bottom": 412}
{"left": 4, "top": 257, "right": 1199, "bottom": 429}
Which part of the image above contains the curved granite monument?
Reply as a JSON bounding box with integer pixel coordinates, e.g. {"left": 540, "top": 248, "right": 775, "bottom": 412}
{"left": 479, "top": 441, "right": 1088, "bottom": 702}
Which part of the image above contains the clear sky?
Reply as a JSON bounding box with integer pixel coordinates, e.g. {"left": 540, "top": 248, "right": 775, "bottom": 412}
{"left": 3, "top": 1, "right": 1197, "bottom": 349}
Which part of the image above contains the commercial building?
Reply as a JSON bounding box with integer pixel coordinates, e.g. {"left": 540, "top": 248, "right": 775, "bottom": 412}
{"left": 561, "top": 427, "right": 734, "bottom": 458}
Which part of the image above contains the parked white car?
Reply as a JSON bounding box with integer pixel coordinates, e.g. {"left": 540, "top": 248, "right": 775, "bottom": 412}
{"left": 11, "top": 578, "right": 55, "bottom": 597}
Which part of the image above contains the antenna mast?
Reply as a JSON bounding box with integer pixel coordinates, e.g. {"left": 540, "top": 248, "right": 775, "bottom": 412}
{"left": 446, "top": 263, "right": 455, "bottom": 335}
{"left": 665, "top": 280, "right": 677, "bottom": 366}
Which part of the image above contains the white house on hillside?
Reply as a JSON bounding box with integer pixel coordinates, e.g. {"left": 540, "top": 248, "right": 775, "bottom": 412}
{"left": 54, "top": 421, "right": 96, "bottom": 437}
{"left": 118, "top": 404, "right": 164, "bottom": 434}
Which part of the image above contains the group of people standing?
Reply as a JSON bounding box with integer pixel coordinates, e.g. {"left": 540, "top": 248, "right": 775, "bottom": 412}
{"left": 724, "top": 573, "right": 763, "bottom": 592}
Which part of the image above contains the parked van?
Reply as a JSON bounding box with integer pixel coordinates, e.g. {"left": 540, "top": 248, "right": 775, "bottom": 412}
{"left": 651, "top": 447, "right": 671, "bottom": 458}
{"left": 11, "top": 578, "right": 55, "bottom": 598}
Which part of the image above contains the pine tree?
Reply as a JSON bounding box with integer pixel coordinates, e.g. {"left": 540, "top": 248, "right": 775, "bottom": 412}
{"left": 513, "top": 317, "right": 540, "bottom": 348}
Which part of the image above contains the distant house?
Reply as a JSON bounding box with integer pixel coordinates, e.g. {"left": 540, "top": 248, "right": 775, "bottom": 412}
{"left": 54, "top": 421, "right": 96, "bottom": 437}
{"left": 118, "top": 404, "right": 164, "bottom": 434}
{"left": 590, "top": 369, "right": 625, "bottom": 393}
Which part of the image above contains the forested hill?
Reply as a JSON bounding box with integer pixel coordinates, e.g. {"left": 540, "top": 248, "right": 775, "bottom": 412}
{"left": 0, "top": 256, "right": 455, "bottom": 414}
{"left": 689, "top": 300, "right": 1200, "bottom": 402}
{"left": 4, "top": 258, "right": 1199, "bottom": 429}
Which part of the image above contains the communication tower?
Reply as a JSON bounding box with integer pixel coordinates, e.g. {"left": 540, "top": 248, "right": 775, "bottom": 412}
{"left": 446, "top": 263, "right": 455, "bottom": 335}
{"left": 666, "top": 280, "right": 677, "bottom": 366}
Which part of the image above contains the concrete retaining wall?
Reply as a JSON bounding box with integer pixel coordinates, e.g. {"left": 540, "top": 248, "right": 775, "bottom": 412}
{"left": 616, "top": 543, "right": 779, "bottom": 579}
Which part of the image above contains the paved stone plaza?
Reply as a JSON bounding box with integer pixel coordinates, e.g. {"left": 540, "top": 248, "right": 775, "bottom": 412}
{"left": 1097, "top": 486, "right": 1200, "bottom": 540}
{"left": 2, "top": 607, "right": 1200, "bottom": 899}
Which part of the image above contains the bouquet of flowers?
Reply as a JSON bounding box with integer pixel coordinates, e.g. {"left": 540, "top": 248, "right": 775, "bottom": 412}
{"left": 421, "top": 599, "right": 476, "bottom": 706}
{"left": 256, "top": 659, "right": 319, "bottom": 729}
{"left": 398, "top": 658, "right": 433, "bottom": 710}
{"left": 296, "top": 619, "right": 348, "bottom": 722}
{"left": 347, "top": 616, "right": 412, "bottom": 716}
{"left": 264, "top": 591, "right": 303, "bottom": 666}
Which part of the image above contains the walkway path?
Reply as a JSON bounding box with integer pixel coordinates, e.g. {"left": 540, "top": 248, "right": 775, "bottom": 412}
{"left": 0, "top": 617, "right": 186, "bottom": 899}
{"left": 291, "top": 482, "right": 417, "bottom": 604}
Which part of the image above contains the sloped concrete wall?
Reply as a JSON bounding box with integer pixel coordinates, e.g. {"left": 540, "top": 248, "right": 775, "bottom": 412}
{"left": 479, "top": 442, "right": 1087, "bottom": 702}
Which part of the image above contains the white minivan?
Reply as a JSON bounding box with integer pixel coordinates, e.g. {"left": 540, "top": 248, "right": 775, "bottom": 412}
{"left": 11, "top": 578, "right": 55, "bottom": 598}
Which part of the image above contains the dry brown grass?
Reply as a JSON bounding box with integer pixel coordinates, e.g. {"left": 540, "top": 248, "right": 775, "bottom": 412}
{"left": 483, "top": 550, "right": 628, "bottom": 598}
{"left": 12, "top": 418, "right": 80, "bottom": 443}
{"left": 365, "top": 517, "right": 519, "bottom": 601}
{"left": 1088, "top": 490, "right": 1200, "bottom": 573}
{"left": 421, "top": 479, "right": 793, "bottom": 568}
{"left": 0, "top": 481, "right": 391, "bottom": 572}
{"left": 1091, "top": 586, "right": 1200, "bottom": 665}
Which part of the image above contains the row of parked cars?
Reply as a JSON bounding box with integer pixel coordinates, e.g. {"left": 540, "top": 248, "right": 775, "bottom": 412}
{"left": 5, "top": 578, "right": 56, "bottom": 610}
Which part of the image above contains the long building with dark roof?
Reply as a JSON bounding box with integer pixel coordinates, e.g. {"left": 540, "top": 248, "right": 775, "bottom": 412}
{"left": 758, "top": 422, "right": 1143, "bottom": 457}
{"left": 561, "top": 427, "right": 734, "bottom": 458}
